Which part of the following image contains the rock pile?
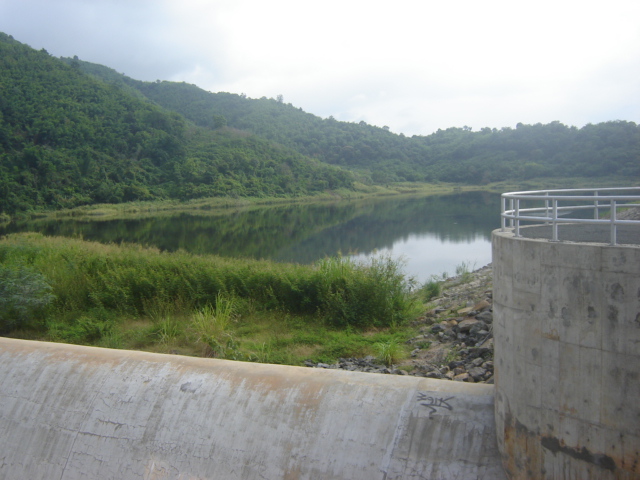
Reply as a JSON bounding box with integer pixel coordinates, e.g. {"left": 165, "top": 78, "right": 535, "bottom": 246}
{"left": 304, "top": 356, "right": 409, "bottom": 376}
{"left": 305, "top": 264, "right": 496, "bottom": 383}
{"left": 618, "top": 206, "right": 640, "bottom": 220}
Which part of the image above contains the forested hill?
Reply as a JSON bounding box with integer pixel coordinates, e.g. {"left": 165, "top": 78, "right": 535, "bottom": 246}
{"left": 62, "top": 59, "right": 411, "bottom": 182}
{"left": 77, "top": 59, "right": 640, "bottom": 185}
{"left": 1, "top": 31, "right": 639, "bottom": 215}
{"left": 0, "top": 33, "right": 354, "bottom": 214}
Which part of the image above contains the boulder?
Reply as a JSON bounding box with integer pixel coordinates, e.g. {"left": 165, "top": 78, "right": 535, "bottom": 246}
{"left": 457, "top": 318, "right": 480, "bottom": 332}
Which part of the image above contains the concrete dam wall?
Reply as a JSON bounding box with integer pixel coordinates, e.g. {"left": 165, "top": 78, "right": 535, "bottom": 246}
{"left": 0, "top": 337, "right": 506, "bottom": 480}
{"left": 493, "top": 226, "right": 640, "bottom": 479}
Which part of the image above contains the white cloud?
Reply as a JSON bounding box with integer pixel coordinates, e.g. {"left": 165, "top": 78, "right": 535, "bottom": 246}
{"left": 1, "top": 0, "right": 638, "bottom": 135}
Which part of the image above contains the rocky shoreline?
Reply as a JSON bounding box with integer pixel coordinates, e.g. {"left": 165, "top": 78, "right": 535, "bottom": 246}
{"left": 305, "top": 206, "right": 639, "bottom": 380}
{"left": 305, "top": 264, "right": 496, "bottom": 383}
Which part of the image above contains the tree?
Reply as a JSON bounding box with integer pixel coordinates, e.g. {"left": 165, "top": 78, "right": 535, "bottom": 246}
{"left": 212, "top": 114, "right": 227, "bottom": 129}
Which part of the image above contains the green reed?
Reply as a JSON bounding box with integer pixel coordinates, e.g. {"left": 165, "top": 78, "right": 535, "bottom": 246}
{"left": 0, "top": 233, "right": 420, "bottom": 357}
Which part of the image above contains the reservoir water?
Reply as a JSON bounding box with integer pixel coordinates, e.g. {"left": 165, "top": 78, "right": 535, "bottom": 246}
{"left": 0, "top": 191, "right": 500, "bottom": 284}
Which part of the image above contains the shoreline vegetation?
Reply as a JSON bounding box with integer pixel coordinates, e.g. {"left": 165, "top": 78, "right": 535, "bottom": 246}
{"left": 0, "top": 230, "right": 485, "bottom": 370}
{"left": 5, "top": 181, "right": 471, "bottom": 222}
{"left": 1, "top": 178, "right": 636, "bottom": 369}
{"left": 0, "top": 232, "right": 424, "bottom": 365}
{"left": 1, "top": 176, "right": 631, "bottom": 223}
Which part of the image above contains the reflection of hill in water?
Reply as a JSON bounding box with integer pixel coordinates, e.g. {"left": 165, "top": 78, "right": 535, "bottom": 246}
{"left": 2, "top": 192, "right": 500, "bottom": 264}
{"left": 274, "top": 192, "right": 500, "bottom": 263}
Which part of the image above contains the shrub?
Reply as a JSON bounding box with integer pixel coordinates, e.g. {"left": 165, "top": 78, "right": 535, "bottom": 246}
{"left": 47, "top": 316, "right": 114, "bottom": 344}
{"left": 420, "top": 276, "right": 442, "bottom": 301}
{"left": 0, "top": 264, "right": 55, "bottom": 332}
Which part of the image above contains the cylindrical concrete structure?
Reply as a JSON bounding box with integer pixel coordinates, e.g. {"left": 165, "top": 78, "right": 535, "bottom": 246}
{"left": 0, "top": 337, "right": 506, "bottom": 480}
{"left": 492, "top": 227, "right": 640, "bottom": 479}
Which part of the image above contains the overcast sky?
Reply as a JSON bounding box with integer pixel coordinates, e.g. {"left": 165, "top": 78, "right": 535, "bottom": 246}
{"left": 1, "top": 0, "right": 639, "bottom": 136}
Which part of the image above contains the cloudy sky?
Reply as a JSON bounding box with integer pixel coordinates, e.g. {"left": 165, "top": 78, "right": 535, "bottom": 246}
{"left": 1, "top": 0, "right": 638, "bottom": 136}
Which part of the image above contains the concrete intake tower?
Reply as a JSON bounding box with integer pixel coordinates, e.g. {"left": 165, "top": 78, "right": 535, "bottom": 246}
{"left": 493, "top": 187, "right": 640, "bottom": 479}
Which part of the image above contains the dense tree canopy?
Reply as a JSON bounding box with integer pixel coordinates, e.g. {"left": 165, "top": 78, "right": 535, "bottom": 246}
{"left": 112, "top": 72, "right": 640, "bottom": 184}
{"left": 0, "top": 31, "right": 638, "bottom": 214}
{"left": 112, "top": 70, "right": 639, "bottom": 185}
{"left": 0, "top": 33, "right": 354, "bottom": 213}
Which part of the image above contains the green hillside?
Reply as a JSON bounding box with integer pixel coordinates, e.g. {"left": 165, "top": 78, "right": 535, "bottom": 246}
{"left": 0, "top": 33, "right": 354, "bottom": 214}
{"left": 65, "top": 56, "right": 640, "bottom": 186}
{"left": 1, "top": 31, "right": 638, "bottom": 215}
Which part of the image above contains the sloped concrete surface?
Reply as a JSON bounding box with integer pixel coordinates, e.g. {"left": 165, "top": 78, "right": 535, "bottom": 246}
{"left": 0, "top": 338, "right": 506, "bottom": 480}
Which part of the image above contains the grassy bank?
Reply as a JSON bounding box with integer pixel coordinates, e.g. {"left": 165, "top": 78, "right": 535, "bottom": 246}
{"left": 0, "top": 233, "right": 422, "bottom": 365}
{"left": 15, "top": 181, "right": 469, "bottom": 221}
{"left": 7, "top": 176, "right": 631, "bottom": 222}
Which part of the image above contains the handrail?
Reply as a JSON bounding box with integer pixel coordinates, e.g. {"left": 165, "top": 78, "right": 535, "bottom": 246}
{"left": 501, "top": 187, "right": 640, "bottom": 245}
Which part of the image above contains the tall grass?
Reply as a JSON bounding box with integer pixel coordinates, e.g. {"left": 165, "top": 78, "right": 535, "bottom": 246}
{"left": 0, "top": 233, "right": 420, "bottom": 345}
{"left": 418, "top": 260, "right": 478, "bottom": 302}
{"left": 191, "top": 294, "right": 239, "bottom": 357}
{"left": 419, "top": 276, "right": 442, "bottom": 301}
{"left": 315, "top": 255, "right": 420, "bottom": 328}
{"left": 374, "top": 339, "right": 403, "bottom": 367}
{"left": 455, "top": 260, "right": 476, "bottom": 283}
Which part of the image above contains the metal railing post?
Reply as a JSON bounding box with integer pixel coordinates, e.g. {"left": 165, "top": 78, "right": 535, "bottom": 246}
{"left": 551, "top": 199, "right": 559, "bottom": 242}
{"left": 544, "top": 192, "right": 550, "bottom": 224}
{"left": 610, "top": 199, "right": 617, "bottom": 246}
{"left": 514, "top": 199, "right": 520, "bottom": 237}
{"left": 509, "top": 198, "right": 514, "bottom": 228}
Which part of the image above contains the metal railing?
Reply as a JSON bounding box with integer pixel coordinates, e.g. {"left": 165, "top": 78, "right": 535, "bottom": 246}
{"left": 501, "top": 187, "right": 640, "bottom": 245}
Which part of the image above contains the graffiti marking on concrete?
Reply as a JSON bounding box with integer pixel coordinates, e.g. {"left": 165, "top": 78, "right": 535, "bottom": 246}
{"left": 417, "top": 393, "right": 454, "bottom": 416}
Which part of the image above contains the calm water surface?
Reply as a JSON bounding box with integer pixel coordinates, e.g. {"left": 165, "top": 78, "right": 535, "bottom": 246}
{"left": 1, "top": 192, "right": 500, "bottom": 284}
